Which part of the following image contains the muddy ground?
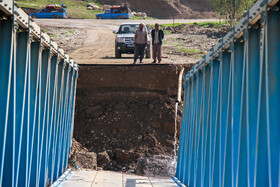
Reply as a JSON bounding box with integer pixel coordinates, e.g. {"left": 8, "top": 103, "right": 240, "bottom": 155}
{"left": 34, "top": 19, "right": 226, "bottom": 175}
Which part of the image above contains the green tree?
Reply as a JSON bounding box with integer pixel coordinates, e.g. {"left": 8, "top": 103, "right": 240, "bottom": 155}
{"left": 210, "top": 0, "right": 255, "bottom": 26}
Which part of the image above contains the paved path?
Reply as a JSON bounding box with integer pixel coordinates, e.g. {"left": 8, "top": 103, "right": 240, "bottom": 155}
{"left": 52, "top": 170, "right": 178, "bottom": 187}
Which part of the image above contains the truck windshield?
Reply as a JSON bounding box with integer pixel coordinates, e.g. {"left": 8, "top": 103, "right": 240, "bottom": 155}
{"left": 118, "top": 24, "right": 147, "bottom": 34}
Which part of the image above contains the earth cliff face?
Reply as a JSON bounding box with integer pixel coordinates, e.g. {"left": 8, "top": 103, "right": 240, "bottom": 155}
{"left": 73, "top": 64, "right": 191, "bottom": 172}
{"left": 97, "top": 0, "right": 215, "bottom": 18}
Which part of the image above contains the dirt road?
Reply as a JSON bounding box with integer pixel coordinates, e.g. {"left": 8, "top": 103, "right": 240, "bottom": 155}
{"left": 35, "top": 19, "right": 220, "bottom": 64}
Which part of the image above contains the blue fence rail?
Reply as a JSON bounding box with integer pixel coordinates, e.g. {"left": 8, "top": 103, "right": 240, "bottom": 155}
{"left": 176, "top": 0, "right": 280, "bottom": 186}
{"left": 0, "top": 1, "right": 78, "bottom": 186}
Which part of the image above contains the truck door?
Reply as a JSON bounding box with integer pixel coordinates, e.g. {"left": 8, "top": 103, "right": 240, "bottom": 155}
{"left": 103, "top": 10, "right": 111, "bottom": 19}
{"left": 37, "top": 9, "right": 43, "bottom": 18}
{"left": 43, "top": 9, "right": 48, "bottom": 18}
{"left": 111, "top": 9, "right": 117, "bottom": 19}
{"left": 48, "top": 10, "right": 54, "bottom": 18}
{"left": 43, "top": 9, "right": 50, "bottom": 18}
{"left": 111, "top": 8, "right": 121, "bottom": 19}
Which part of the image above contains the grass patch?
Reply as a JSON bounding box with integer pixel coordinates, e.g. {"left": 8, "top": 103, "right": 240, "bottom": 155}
{"left": 193, "top": 55, "right": 204, "bottom": 58}
{"left": 63, "top": 30, "right": 75, "bottom": 34}
{"left": 176, "top": 47, "right": 200, "bottom": 54}
{"left": 132, "top": 16, "right": 154, "bottom": 20}
{"left": 147, "top": 24, "right": 155, "bottom": 28}
{"left": 188, "top": 21, "right": 228, "bottom": 28}
{"left": 163, "top": 37, "right": 175, "bottom": 44}
{"left": 160, "top": 23, "right": 187, "bottom": 27}
{"left": 160, "top": 21, "right": 228, "bottom": 28}
{"left": 173, "top": 43, "right": 183, "bottom": 47}
{"left": 49, "top": 33, "right": 58, "bottom": 38}
{"left": 163, "top": 30, "right": 170, "bottom": 35}
{"left": 147, "top": 24, "right": 170, "bottom": 35}
{"left": 41, "top": 28, "right": 49, "bottom": 32}
{"left": 16, "top": 0, "right": 104, "bottom": 19}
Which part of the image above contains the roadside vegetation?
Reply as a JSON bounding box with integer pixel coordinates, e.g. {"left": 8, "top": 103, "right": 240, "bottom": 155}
{"left": 210, "top": 0, "right": 255, "bottom": 26}
{"left": 17, "top": 0, "right": 103, "bottom": 19}
{"left": 163, "top": 36, "right": 205, "bottom": 57}
{"left": 17, "top": 0, "right": 154, "bottom": 19}
{"left": 132, "top": 16, "right": 154, "bottom": 20}
{"left": 148, "top": 21, "right": 228, "bottom": 35}
{"left": 161, "top": 21, "right": 228, "bottom": 28}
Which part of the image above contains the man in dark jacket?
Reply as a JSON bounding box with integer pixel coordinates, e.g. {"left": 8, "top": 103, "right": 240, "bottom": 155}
{"left": 151, "top": 23, "right": 164, "bottom": 63}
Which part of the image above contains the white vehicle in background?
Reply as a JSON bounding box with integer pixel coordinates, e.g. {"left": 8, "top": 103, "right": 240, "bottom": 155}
{"left": 113, "top": 23, "right": 151, "bottom": 58}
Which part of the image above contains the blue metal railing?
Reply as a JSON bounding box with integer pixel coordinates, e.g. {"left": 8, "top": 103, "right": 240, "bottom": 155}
{"left": 0, "top": 1, "right": 78, "bottom": 186}
{"left": 176, "top": 0, "right": 280, "bottom": 186}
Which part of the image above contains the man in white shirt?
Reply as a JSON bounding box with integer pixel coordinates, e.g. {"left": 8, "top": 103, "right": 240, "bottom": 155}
{"left": 134, "top": 23, "right": 148, "bottom": 64}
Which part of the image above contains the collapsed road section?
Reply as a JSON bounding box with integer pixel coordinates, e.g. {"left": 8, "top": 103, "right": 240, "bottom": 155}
{"left": 73, "top": 64, "right": 192, "bottom": 176}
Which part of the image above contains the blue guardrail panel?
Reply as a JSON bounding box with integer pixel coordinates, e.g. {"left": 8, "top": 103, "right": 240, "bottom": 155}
{"left": 176, "top": 0, "right": 280, "bottom": 186}
{"left": 0, "top": 1, "right": 79, "bottom": 186}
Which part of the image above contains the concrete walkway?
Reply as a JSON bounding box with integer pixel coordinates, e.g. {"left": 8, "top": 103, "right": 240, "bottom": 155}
{"left": 53, "top": 170, "right": 178, "bottom": 187}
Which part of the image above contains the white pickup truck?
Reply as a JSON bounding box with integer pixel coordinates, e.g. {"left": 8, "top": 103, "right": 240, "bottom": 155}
{"left": 113, "top": 23, "right": 151, "bottom": 58}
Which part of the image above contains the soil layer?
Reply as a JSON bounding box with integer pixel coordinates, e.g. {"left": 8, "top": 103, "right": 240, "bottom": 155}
{"left": 74, "top": 64, "right": 192, "bottom": 172}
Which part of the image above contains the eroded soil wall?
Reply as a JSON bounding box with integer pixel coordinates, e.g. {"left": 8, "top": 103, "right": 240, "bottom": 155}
{"left": 74, "top": 64, "right": 192, "bottom": 171}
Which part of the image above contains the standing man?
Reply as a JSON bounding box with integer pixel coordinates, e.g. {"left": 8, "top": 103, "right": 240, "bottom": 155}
{"left": 151, "top": 23, "right": 164, "bottom": 63}
{"left": 134, "top": 23, "right": 148, "bottom": 64}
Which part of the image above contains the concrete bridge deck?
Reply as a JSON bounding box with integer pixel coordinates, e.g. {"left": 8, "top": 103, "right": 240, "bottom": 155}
{"left": 53, "top": 170, "right": 178, "bottom": 187}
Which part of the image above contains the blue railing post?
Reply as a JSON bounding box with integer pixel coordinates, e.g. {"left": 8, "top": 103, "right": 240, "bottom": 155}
{"left": 255, "top": 11, "right": 269, "bottom": 187}
{"left": 53, "top": 62, "right": 68, "bottom": 181}
{"left": 0, "top": 18, "right": 13, "bottom": 187}
{"left": 27, "top": 41, "right": 41, "bottom": 187}
{"left": 45, "top": 54, "right": 59, "bottom": 185}
{"left": 3, "top": 14, "right": 19, "bottom": 187}
{"left": 48, "top": 58, "right": 63, "bottom": 184}
{"left": 56, "top": 63, "right": 70, "bottom": 178}
{"left": 246, "top": 26, "right": 260, "bottom": 187}
{"left": 266, "top": 9, "right": 280, "bottom": 187}
{"left": 219, "top": 51, "right": 231, "bottom": 187}
{"left": 18, "top": 26, "right": 32, "bottom": 187}
{"left": 37, "top": 48, "right": 50, "bottom": 187}
{"left": 29, "top": 41, "right": 43, "bottom": 187}
{"left": 14, "top": 31, "right": 29, "bottom": 187}
{"left": 202, "top": 61, "right": 212, "bottom": 187}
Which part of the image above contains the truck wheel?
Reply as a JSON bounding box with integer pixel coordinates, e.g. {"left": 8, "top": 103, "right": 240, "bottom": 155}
{"left": 117, "top": 15, "right": 123, "bottom": 19}
{"left": 31, "top": 15, "right": 37, "bottom": 18}
{"left": 115, "top": 49, "right": 121, "bottom": 58}
{"left": 97, "top": 16, "right": 102, "bottom": 19}
{"left": 52, "top": 15, "right": 59, "bottom": 19}
{"left": 146, "top": 49, "right": 151, "bottom": 58}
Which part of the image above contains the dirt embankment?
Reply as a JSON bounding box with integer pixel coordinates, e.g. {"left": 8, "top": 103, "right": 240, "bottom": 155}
{"left": 74, "top": 64, "right": 192, "bottom": 173}
{"left": 97, "top": 0, "right": 215, "bottom": 18}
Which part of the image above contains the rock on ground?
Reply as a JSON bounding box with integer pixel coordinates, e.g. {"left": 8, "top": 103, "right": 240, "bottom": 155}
{"left": 136, "top": 155, "right": 176, "bottom": 177}
{"left": 87, "top": 3, "right": 101, "bottom": 10}
{"left": 97, "top": 151, "right": 111, "bottom": 165}
{"left": 116, "top": 149, "right": 140, "bottom": 164}
{"left": 76, "top": 152, "right": 97, "bottom": 170}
